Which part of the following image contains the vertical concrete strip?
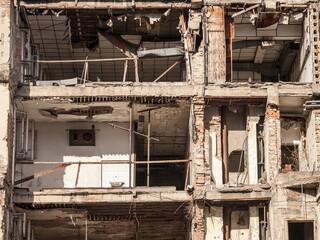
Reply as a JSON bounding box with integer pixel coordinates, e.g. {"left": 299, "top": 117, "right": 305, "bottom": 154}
{"left": 248, "top": 116, "right": 259, "bottom": 184}
{"left": 210, "top": 132, "right": 223, "bottom": 186}
{"left": 249, "top": 206, "right": 259, "bottom": 240}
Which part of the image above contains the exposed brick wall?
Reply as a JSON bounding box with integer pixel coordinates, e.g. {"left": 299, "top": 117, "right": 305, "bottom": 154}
{"left": 192, "top": 97, "right": 210, "bottom": 186}
{"left": 192, "top": 201, "right": 206, "bottom": 240}
{"left": 191, "top": 98, "right": 207, "bottom": 240}
{"left": 264, "top": 104, "right": 281, "bottom": 182}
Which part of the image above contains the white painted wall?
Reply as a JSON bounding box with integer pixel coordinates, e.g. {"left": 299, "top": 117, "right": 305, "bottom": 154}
{"left": 16, "top": 122, "right": 133, "bottom": 191}
{"left": 248, "top": 117, "right": 259, "bottom": 184}
{"left": 205, "top": 206, "right": 223, "bottom": 240}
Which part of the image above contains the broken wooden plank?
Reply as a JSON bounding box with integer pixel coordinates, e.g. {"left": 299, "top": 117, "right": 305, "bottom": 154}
{"left": 14, "top": 164, "right": 71, "bottom": 185}
{"left": 153, "top": 60, "right": 181, "bottom": 82}
{"left": 231, "top": 4, "right": 260, "bottom": 18}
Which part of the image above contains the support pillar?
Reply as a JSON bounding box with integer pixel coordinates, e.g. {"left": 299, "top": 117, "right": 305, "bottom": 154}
{"left": 249, "top": 206, "right": 259, "bottom": 240}
{"left": 248, "top": 116, "right": 260, "bottom": 184}
{"left": 191, "top": 97, "right": 207, "bottom": 240}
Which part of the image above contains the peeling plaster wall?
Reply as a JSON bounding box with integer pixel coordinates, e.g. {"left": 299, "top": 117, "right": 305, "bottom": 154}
{"left": 16, "top": 122, "right": 132, "bottom": 191}
{"left": 306, "top": 111, "right": 317, "bottom": 171}
{"left": 0, "top": 1, "right": 11, "bottom": 81}
{"left": 205, "top": 206, "right": 223, "bottom": 240}
{"left": 270, "top": 188, "right": 318, "bottom": 240}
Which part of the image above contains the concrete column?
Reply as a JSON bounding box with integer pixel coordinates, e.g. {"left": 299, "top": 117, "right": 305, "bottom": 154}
{"left": 205, "top": 206, "right": 223, "bottom": 240}
{"left": 249, "top": 206, "right": 260, "bottom": 240}
{"left": 248, "top": 116, "right": 259, "bottom": 184}
{"left": 315, "top": 110, "right": 320, "bottom": 170}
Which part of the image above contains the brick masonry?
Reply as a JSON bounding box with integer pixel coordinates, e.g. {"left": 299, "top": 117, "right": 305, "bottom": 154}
{"left": 264, "top": 104, "right": 281, "bottom": 182}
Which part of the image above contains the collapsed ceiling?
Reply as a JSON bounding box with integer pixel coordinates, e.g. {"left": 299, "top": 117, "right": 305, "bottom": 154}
{"left": 25, "top": 9, "right": 184, "bottom": 82}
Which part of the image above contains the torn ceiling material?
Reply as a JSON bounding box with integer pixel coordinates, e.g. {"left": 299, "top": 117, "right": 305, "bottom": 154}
{"left": 40, "top": 106, "right": 114, "bottom": 119}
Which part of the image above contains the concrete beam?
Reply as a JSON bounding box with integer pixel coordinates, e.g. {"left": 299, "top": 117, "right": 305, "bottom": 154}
{"left": 16, "top": 83, "right": 201, "bottom": 98}
{"left": 205, "top": 84, "right": 268, "bottom": 98}
{"left": 14, "top": 187, "right": 192, "bottom": 204}
{"left": 19, "top": 0, "right": 190, "bottom": 9}
{"left": 16, "top": 83, "right": 315, "bottom": 99}
{"left": 205, "top": 188, "right": 270, "bottom": 202}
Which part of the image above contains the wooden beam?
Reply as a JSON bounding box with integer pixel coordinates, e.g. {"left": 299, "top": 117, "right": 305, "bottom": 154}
{"left": 223, "top": 206, "right": 230, "bottom": 240}
{"left": 231, "top": 4, "right": 260, "bottom": 18}
{"left": 147, "top": 110, "right": 151, "bottom": 187}
{"left": 129, "top": 104, "right": 133, "bottom": 188}
{"left": 153, "top": 59, "right": 181, "bottom": 82}
{"left": 37, "top": 58, "right": 134, "bottom": 64}
{"left": 98, "top": 21, "right": 139, "bottom": 58}
{"left": 225, "top": 16, "right": 233, "bottom": 82}
{"left": 123, "top": 60, "right": 128, "bottom": 82}
{"left": 16, "top": 160, "right": 191, "bottom": 165}
{"left": 14, "top": 164, "right": 71, "bottom": 185}
{"left": 19, "top": 1, "right": 191, "bottom": 9}
{"left": 222, "top": 106, "right": 228, "bottom": 184}
{"left": 184, "top": 161, "right": 190, "bottom": 190}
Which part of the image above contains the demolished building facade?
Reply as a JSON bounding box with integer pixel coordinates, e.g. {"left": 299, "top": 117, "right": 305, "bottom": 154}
{"left": 0, "top": 0, "right": 320, "bottom": 239}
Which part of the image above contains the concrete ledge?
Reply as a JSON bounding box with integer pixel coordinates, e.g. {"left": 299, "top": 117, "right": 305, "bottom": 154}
{"left": 14, "top": 187, "right": 192, "bottom": 204}
{"left": 16, "top": 83, "right": 200, "bottom": 98}
{"left": 19, "top": 0, "right": 191, "bottom": 9}
{"left": 276, "top": 171, "right": 320, "bottom": 189}
{"left": 205, "top": 185, "right": 271, "bottom": 202}
{"left": 16, "top": 82, "right": 316, "bottom": 99}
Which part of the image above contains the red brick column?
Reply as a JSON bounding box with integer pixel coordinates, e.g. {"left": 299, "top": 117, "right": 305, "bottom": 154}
{"left": 192, "top": 97, "right": 210, "bottom": 187}
{"left": 192, "top": 201, "right": 206, "bottom": 240}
